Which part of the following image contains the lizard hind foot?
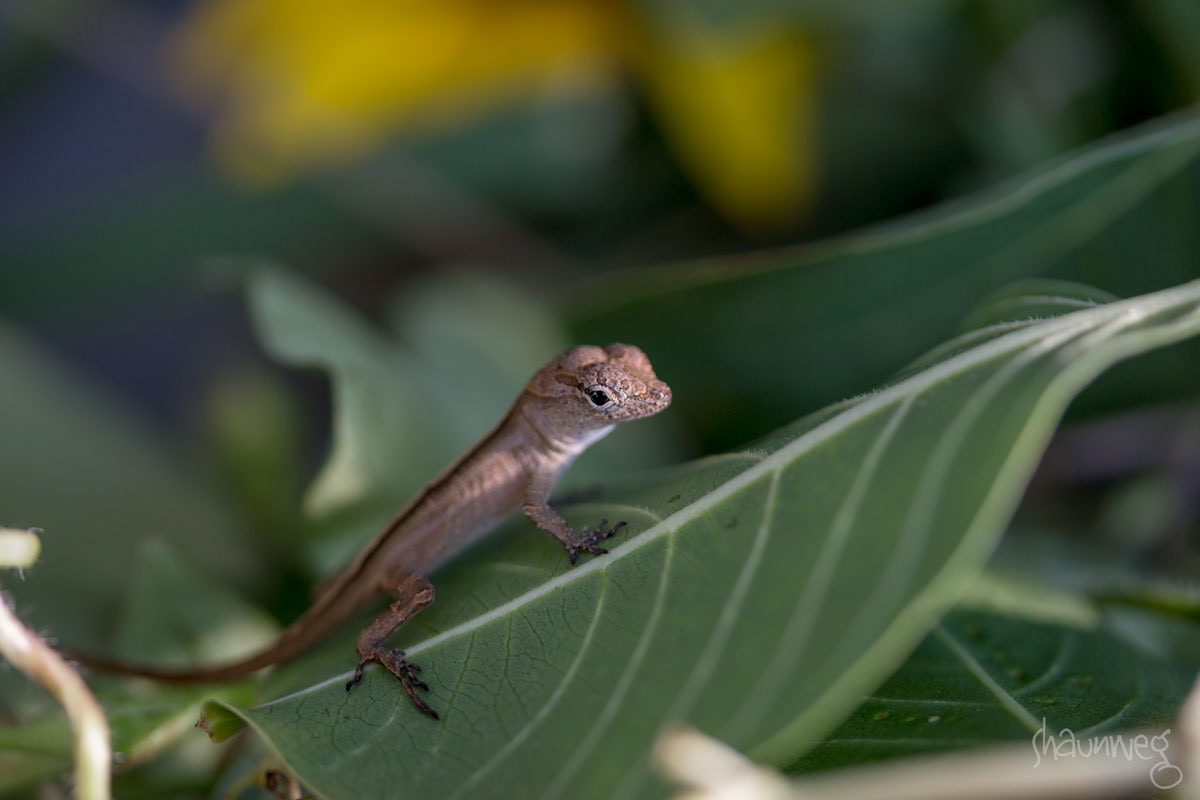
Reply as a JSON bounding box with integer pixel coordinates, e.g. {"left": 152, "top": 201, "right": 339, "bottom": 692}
{"left": 347, "top": 649, "right": 439, "bottom": 720}
{"left": 567, "top": 519, "right": 628, "bottom": 564}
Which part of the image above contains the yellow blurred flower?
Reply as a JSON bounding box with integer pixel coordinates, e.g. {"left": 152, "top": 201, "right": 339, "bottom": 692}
{"left": 634, "top": 22, "right": 818, "bottom": 229}
{"left": 171, "top": 0, "right": 819, "bottom": 229}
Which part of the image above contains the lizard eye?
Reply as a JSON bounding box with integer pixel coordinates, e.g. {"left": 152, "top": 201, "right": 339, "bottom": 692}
{"left": 586, "top": 389, "right": 613, "bottom": 408}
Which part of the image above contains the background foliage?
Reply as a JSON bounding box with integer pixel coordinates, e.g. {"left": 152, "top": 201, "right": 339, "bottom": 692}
{"left": 1, "top": 1, "right": 1199, "bottom": 798}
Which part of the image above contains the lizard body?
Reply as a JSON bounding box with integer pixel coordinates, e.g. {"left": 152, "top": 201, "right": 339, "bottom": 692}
{"left": 74, "top": 343, "right": 671, "bottom": 718}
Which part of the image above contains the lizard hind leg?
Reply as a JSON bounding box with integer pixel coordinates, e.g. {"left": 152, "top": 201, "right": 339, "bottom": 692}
{"left": 346, "top": 571, "right": 439, "bottom": 719}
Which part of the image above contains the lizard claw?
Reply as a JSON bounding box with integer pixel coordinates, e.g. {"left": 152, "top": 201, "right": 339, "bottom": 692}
{"left": 566, "top": 519, "right": 627, "bottom": 564}
{"left": 567, "top": 544, "right": 604, "bottom": 565}
{"left": 346, "top": 664, "right": 365, "bottom": 692}
{"left": 584, "top": 518, "right": 626, "bottom": 543}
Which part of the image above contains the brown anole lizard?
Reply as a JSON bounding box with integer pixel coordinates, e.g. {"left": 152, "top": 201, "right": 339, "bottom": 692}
{"left": 73, "top": 343, "right": 671, "bottom": 719}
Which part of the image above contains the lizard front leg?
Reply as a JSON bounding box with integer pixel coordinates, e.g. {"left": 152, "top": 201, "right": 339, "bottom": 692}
{"left": 346, "top": 571, "right": 438, "bottom": 719}
{"left": 523, "top": 501, "right": 626, "bottom": 565}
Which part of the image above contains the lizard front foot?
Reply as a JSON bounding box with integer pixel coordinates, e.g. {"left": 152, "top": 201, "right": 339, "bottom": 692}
{"left": 347, "top": 648, "right": 439, "bottom": 719}
{"left": 565, "top": 519, "right": 627, "bottom": 565}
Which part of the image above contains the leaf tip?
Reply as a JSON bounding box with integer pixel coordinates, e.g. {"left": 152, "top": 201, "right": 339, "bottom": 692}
{"left": 196, "top": 700, "right": 248, "bottom": 742}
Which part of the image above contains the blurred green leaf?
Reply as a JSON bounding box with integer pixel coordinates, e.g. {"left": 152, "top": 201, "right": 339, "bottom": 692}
{"left": 0, "top": 321, "right": 259, "bottom": 660}
{"left": 990, "top": 525, "right": 1200, "bottom": 631}
{"left": 0, "top": 680, "right": 246, "bottom": 797}
{"left": 204, "top": 279, "right": 1200, "bottom": 799}
{"left": 0, "top": 168, "right": 373, "bottom": 320}
{"left": 0, "top": 539, "right": 268, "bottom": 796}
{"left": 0, "top": 89, "right": 628, "bottom": 324}
{"left": 0, "top": 750, "right": 67, "bottom": 795}
{"left": 200, "top": 365, "right": 306, "bottom": 553}
{"left": 112, "top": 540, "right": 279, "bottom": 668}
{"left": 788, "top": 606, "right": 1189, "bottom": 772}
{"left": 568, "top": 112, "right": 1200, "bottom": 449}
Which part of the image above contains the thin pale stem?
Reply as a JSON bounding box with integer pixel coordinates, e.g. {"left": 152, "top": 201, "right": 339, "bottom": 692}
{"left": 0, "top": 529, "right": 110, "bottom": 800}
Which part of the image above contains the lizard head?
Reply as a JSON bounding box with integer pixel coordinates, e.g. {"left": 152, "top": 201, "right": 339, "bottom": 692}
{"left": 523, "top": 343, "right": 672, "bottom": 447}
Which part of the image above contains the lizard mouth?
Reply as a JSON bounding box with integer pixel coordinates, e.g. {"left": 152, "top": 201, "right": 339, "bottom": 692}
{"left": 648, "top": 379, "right": 672, "bottom": 408}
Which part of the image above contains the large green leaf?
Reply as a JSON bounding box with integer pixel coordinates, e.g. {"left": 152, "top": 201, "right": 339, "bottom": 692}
{"left": 568, "top": 112, "right": 1200, "bottom": 448}
{"left": 206, "top": 280, "right": 1200, "bottom": 799}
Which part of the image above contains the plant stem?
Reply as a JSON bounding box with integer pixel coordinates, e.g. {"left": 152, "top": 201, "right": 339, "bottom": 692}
{"left": 0, "top": 528, "right": 110, "bottom": 800}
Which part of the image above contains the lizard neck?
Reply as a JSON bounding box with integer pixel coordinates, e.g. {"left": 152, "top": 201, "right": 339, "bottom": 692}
{"left": 517, "top": 401, "right": 614, "bottom": 460}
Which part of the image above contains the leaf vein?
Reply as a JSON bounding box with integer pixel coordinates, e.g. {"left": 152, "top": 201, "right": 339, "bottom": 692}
{"left": 934, "top": 625, "right": 1040, "bottom": 732}
{"left": 539, "top": 535, "right": 676, "bottom": 800}
{"left": 728, "top": 394, "right": 916, "bottom": 735}
{"left": 447, "top": 576, "right": 609, "bottom": 799}
{"left": 865, "top": 696, "right": 996, "bottom": 707}
{"left": 834, "top": 318, "right": 1101, "bottom": 654}
{"left": 1012, "top": 632, "right": 1075, "bottom": 697}
{"left": 1076, "top": 673, "right": 1145, "bottom": 738}
{"left": 611, "top": 471, "right": 783, "bottom": 797}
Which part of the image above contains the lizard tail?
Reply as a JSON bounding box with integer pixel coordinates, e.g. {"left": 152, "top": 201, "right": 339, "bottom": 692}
{"left": 60, "top": 610, "right": 334, "bottom": 683}
{"left": 62, "top": 567, "right": 370, "bottom": 683}
{"left": 62, "top": 646, "right": 283, "bottom": 683}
